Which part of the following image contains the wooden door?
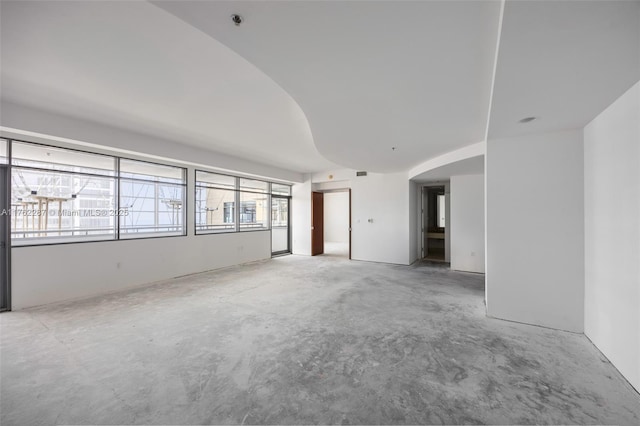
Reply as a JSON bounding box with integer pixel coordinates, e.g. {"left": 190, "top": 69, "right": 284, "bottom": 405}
{"left": 311, "top": 191, "right": 324, "bottom": 255}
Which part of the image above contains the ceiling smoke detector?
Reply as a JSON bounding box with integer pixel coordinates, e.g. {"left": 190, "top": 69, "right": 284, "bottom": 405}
{"left": 231, "top": 14, "right": 243, "bottom": 26}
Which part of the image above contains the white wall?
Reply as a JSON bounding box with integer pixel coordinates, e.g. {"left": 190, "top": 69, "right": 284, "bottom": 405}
{"left": 311, "top": 170, "right": 411, "bottom": 265}
{"left": 351, "top": 172, "right": 410, "bottom": 265}
{"left": 0, "top": 106, "right": 302, "bottom": 309}
{"left": 323, "top": 192, "right": 349, "bottom": 243}
{"left": 486, "top": 129, "right": 585, "bottom": 333}
{"left": 451, "top": 174, "right": 485, "bottom": 273}
{"left": 0, "top": 101, "right": 302, "bottom": 183}
{"left": 5, "top": 150, "right": 277, "bottom": 309}
{"left": 291, "top": 177, "right": 312, "bottom": 256}
{"left": 584, "top": 81, "right": 640, "bottom": 392}
{"left": 12, "top": 231, "right": 270, "bottom": 309}
{"left": 444, "top": 183, "right": 451, "bottom": 263}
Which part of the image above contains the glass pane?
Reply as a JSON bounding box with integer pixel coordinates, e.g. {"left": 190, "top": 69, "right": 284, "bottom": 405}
{"left": 11, "top": 168, "right": 116, "bottom": 244}
{"left": 12, "top": 142, "right": 116, "bottom": 176}
{"left": 195, "top": 187, "right": 236, "bottom": 233}
{"left": 195, "top": 171, "right": 236, "bottom": 190}
{"left": 119, "top": 179, "right": 184, "bottom": 237}
{"left": 272, "top": 183, "right": 291, "bottom": 196}
{"left": 271, "top": 197, "right": 289, "bottom": 253}
{"left": 437, "top": 194, "right": 446, "bottom": 227}
{"left": 0, "top": 139, "right": 7, "bottom": 164}
{"left": 120, "top": 159, "right": 184, "bottom": 184}
{"left": 239, "top": 192, "right": 269, "bottom": 231}
{"left": 239, "top": 178, "right": 268, "bottom": 193}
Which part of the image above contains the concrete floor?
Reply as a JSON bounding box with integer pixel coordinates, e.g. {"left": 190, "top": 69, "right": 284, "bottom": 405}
{"left": 1, "top": 255, "right": 639, "bottom": 425}
{"left": 323, "top": 242, "right": 349, "bottom": 257}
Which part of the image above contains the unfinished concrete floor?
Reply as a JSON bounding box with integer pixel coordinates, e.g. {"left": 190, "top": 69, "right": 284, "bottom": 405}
{"left": 1, "top": 255, "right": 639, "bottom": 425}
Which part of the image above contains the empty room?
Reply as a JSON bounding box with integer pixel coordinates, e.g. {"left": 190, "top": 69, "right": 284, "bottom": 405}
{"left": 1, "top": 1, "right": 639, "bottom": 425}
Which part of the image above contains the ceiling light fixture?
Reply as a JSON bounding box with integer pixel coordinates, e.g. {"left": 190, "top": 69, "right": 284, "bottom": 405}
{"left": 519, "top": 116, "right": 538, "bottom": 123}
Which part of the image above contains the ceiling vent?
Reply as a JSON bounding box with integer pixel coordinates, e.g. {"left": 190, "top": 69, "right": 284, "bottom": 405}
{"left": 356, "top": 171, "right": 367, "bottom": 177}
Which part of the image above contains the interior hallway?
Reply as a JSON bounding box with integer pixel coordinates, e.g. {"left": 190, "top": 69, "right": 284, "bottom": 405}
{"left": 1, "top": 256, "right": 639, "bottom": 425}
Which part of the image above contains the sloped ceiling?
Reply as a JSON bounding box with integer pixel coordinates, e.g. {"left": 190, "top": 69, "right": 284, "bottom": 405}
{"left": 0, "top": 0, "right": 335, "bottom": 173}
{"left": 153, "top": 0, "right": 502, "bottom": 173}
{"left": 1, "top": 1, "right": 639, "bottom": 176}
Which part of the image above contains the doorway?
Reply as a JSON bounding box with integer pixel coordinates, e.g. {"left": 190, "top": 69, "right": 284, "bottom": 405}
{"left": 1, "top": 139, "right": 10, "bottom": 311}
{"left": 311, "top": 190, "right": 351, "bottom": 258}
{"left": 271, "top": 195, "right": 290, "bottom": 256}
{"left": 323, "top": 190, "right": 350, "bottom": 257}
{"left": 423, "top": 186, "right": 447, "bottom": 262}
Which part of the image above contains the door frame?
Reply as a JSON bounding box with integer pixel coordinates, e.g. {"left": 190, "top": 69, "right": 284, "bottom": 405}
{"left": 311, "top": 188, "right": 352, "bottom": 259}
{"left": 422, "top": 184, "right": 447, "bottom": 262}
{"left": 271, "top": 194, "right": 291, "bottom": 256}
{"left": 1, "top": 144, "right": 12, "bottom": 311}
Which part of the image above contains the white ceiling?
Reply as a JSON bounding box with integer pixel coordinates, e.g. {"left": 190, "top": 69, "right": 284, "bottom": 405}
{"left": 153, "top": 0, "right": 502, "bottom": 173}
{"left": 1, "top": 1, "right": 638, "bottom": 176}
{"left": 488, "top": 0, "right": 640, "bottom": 139}
{"left": 412, "top": 156, "right": 484, "bottom": 184}
{"left": 0, "top": 0, "right": 335, "bottom": 173}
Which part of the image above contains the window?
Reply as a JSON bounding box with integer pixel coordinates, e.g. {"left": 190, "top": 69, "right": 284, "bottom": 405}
{"left": 0, "top": 139, "right": 7, "bottom": 164}
{"left": 239, "top": 193, "right": 269, "bottom": 230}
{"left": 195, "top": 171, "right": 237, "bottom": 233}
{"left": 223, "top": 202, "right": 234, "bottom": 223}
{"left": 9, "top": 141, "right": 186, "bottom": 245}
{"left": 195, "top": 171, "right": 273, "bottom": 234}
{"left": 239, "top": 179, "right": 269, "bottom": 231}
{"left": 437, "top": 194, "right": 446, "bottom": 228}
{"left": 11, "top": 142, "right": 117, "bottom": 244}
{"left": 240, "top": 178, "right": 268, "bottom": 193}
{"left": 271, "top": 197, "right": 289, "bottom": 227}
{"left": 271, "top": 183, "right": 291, "bottom": 196}
{"left": 239, "top": 200, "right": 256, "bottom": 223}
{"left": 119, "top": 159, "right": 186, "bottom": 238}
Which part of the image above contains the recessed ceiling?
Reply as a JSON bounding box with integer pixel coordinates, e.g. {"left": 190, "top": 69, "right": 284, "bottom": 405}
{"left": 153, "top": 0, "right": 502, "bottom": 173}
{"left": 0, "top": 0, "right": 336, "bottom": 173}
{"left": 1, "top": 1, "right": 638, "bottom": 176}
{"left": 488, "top": 0, "right": 640, "bottom": 139}
{"left": 412, "top": 156, "right": 485, "bottom": 183}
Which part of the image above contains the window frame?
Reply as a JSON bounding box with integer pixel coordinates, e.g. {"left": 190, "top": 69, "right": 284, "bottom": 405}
{"left": 7, "top": 138, "right": 187, "bottom": 247}
{"left": 117, "top": 157, "right": 187, "bottom": 240}
{"left": 194, "top": 169, "right": 275, "bottom": 235}
{"left": 194, "top": 170, "right": 240, "bottom": 235}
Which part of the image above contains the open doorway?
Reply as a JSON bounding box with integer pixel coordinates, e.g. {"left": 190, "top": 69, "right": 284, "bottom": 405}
{"left": 323, "top": 190, "right": 350, "bottom": 257}
{"left": 311, "top": 189, "right": 351, "bottom": 258}
{"left": 423, "top": 185, "right": 448, "bottom": 262}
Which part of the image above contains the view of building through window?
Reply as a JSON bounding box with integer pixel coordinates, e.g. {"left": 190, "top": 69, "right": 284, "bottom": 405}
{"left": 8, "top": 140, "right": 186, "bottom": 244}
{"left": 195, "top": 171, "right": 289, "bottom": 234}
{"left": 4, "top": 140, "right": 290, "bottom": 242}
{"left": 271, "top": 197, "right": 288, "bottom": 227}
{"left": 11, "top": 142, "right": 117, "bottom": 243}
{"left": 119, "top": 159, "right": 185, "bottom": 237}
